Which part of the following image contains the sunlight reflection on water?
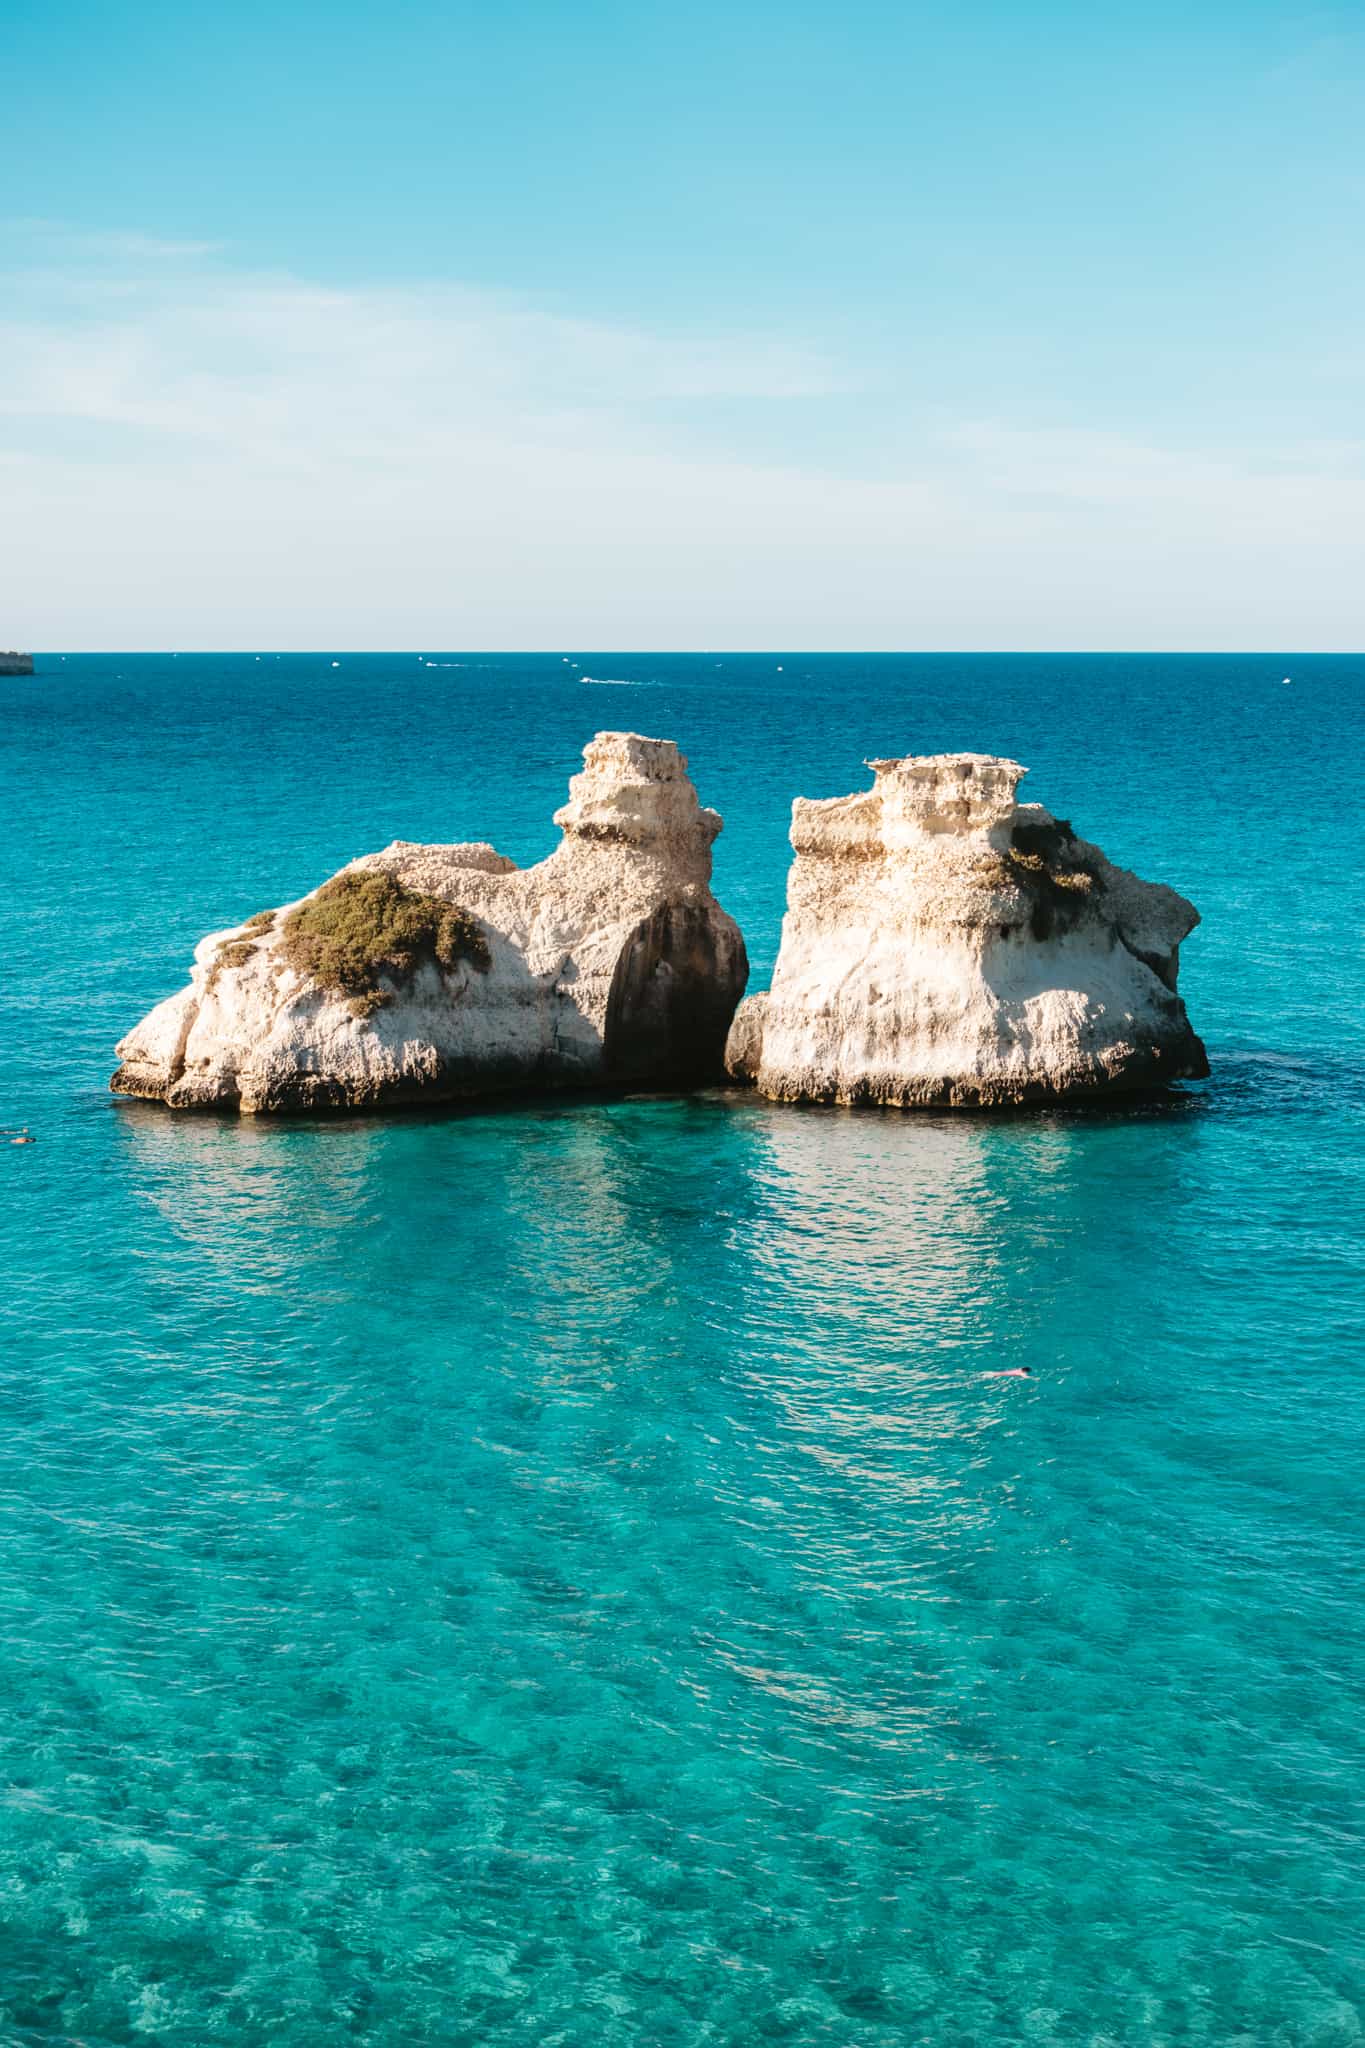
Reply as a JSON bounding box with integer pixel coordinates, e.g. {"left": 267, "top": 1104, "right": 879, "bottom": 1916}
{"left": 5, "top": 654, "right": 1364, "bottom": 2044}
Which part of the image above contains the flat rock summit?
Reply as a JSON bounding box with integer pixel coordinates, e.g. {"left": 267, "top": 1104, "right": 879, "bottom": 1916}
{"left": 113, "top": 737, "right": 1207, "bottom": 1116}
{"left": 725, "top": 751, "right": 1208, "bottom": 1107}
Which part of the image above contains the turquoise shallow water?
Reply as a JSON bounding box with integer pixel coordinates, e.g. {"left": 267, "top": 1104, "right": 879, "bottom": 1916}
{"left": 2, "top": 654, "right": 1363, "bottom": 2046}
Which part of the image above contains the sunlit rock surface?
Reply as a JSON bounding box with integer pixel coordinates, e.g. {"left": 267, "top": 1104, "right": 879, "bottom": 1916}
{"left": 726, "top": 752, "right": 1207, "bottom": 1107}
{"left": 113, "top": 733, "right": 748, "bottom": 1114}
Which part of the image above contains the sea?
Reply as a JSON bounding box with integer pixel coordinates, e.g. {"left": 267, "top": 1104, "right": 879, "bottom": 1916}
{"left": 2, "top": 653, "right": 1362, "bottom": 2047}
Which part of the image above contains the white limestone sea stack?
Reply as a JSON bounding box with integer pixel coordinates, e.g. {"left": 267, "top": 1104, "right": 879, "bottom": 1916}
{"left": 112, "top": 733, "right": 748, "bottom": 1114}
{"left": 725, "top": 752, "right": 1208, "bottom": 1108}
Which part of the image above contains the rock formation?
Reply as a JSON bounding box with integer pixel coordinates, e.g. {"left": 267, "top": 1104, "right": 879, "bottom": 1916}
{"left": 0, "top": 651, "right": 33, "bottom": 676}
{"left": 725, "top": 752, "right": 1208, "bottom": 1108}
{"left": 112, "top": 733, "right": 748, "bottom": 1114}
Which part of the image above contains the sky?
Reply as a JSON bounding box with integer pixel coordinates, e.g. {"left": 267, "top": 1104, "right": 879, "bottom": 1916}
{"left": 2, "top": 0, "right": 1363, "bottom": 650}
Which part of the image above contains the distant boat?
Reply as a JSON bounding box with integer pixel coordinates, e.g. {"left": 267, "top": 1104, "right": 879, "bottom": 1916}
{"left": 0, "top": 650, "right": 33, "bottom": 676}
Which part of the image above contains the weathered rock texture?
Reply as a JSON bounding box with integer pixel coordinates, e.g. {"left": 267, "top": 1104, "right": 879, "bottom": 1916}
{"left": 726, "top": 752, "right": 1208, "bottom": 1108}
{"left": 113, "top": 733, "right": 748, "bottom": 1114}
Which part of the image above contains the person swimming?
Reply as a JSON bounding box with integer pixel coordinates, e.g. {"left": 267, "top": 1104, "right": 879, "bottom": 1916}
{"left": 983, "top": 1367, "right": 1031, "bottom": 1378}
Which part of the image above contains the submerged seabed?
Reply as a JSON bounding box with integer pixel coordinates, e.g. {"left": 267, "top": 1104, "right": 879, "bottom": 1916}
{"left": 2, "top": 654, "right": 1363, "bottom": 2046}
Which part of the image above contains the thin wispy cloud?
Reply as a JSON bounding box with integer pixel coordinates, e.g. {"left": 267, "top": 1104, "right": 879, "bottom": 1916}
{"left": 945, "top": 422, "right": 1365, "bottom": 542}
{"left": 2, "top": 231, "right": 1362, "bottom": 648}
{"left": 1, "top": 219, "right": 226, "bottom": 265}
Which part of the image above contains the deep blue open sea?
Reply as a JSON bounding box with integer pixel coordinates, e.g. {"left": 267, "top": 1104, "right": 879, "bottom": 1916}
{"left": 2, "top": 653, "right": 1363, "bottom": 2047}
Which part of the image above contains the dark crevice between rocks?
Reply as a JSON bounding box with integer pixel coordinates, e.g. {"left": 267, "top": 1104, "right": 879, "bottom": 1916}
{"left": 604, "top": 902, "right": 749, "bottom": 1087}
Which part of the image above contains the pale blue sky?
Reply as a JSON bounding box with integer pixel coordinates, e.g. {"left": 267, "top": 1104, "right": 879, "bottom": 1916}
{"left": 3, "top": 0, "right": 1363, "bottom": 647}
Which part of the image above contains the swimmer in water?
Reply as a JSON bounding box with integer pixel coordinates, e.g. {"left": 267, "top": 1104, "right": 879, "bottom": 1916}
{"left": 983, "top": 1367, "right": 1031, "bottom": 1378}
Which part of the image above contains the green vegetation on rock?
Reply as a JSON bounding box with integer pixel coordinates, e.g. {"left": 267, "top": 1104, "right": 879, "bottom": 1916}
{"left": 280, "top": 871, "right": 490, "bottom": 1017}
{"left": 205, "top": 937, "right": 259, "bottom": 992}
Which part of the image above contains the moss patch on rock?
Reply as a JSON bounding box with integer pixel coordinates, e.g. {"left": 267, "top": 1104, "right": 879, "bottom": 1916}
{"left": 205, "top": 937, "right": 259, "bottom": 993}
{"left": 280, "top": 871, "right": 490, "bottom": 1017}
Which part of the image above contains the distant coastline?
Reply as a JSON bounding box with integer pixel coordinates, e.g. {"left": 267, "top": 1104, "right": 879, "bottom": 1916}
{"left": 0, "top": 651, "right": 33, "bottom": 676}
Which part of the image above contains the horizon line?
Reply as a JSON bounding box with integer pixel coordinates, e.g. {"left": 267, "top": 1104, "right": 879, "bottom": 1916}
{"left": 14, "top": 647, "right": 1362, "bottom": 660}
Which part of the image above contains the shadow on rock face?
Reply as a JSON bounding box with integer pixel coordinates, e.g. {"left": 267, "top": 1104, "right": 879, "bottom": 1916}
{"left": 606, "top": 901, "right": 750, "bottom": 1089}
